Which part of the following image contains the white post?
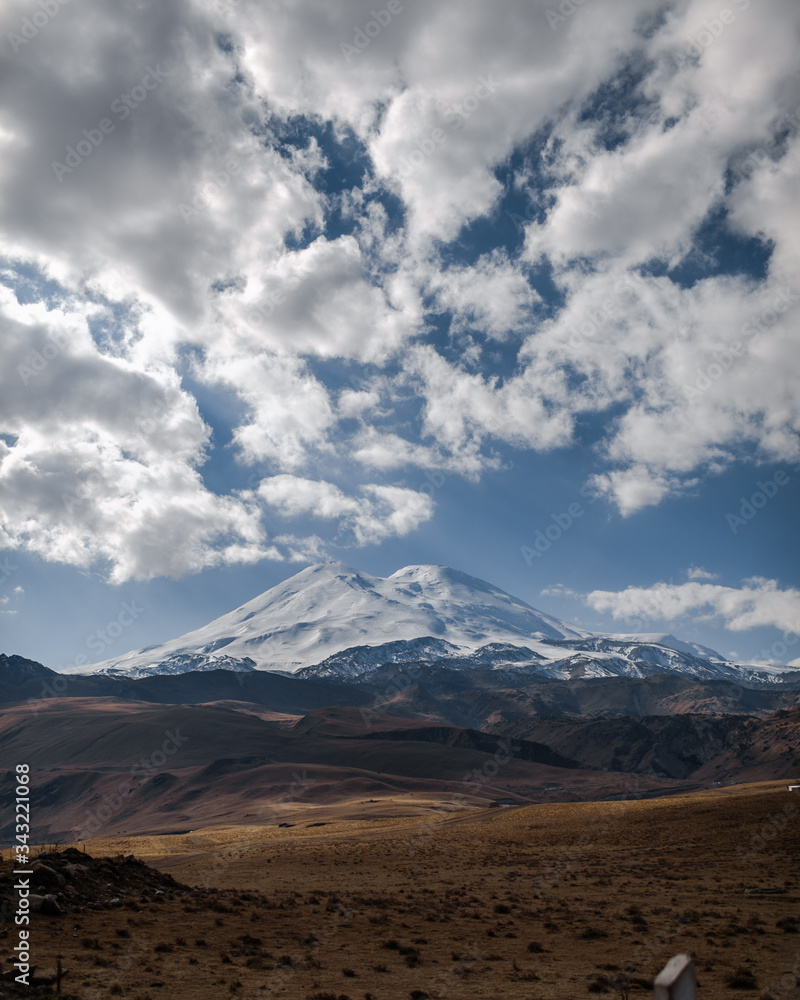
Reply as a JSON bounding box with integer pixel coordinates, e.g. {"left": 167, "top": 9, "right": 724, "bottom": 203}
{"left": 655, "top": 954, "right": 696, "bottom": 1000}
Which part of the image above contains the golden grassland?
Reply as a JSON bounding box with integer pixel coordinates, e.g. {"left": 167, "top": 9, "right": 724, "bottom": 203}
{"left": 3, "top": 781, "right": 799, "bottom": 1000}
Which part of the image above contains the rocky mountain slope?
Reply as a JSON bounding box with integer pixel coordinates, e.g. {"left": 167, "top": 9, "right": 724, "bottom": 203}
{"left": 51, "top": 562, "right": 794, "bottom": 684}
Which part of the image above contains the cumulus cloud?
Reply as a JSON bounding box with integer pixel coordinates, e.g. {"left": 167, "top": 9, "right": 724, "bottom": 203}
{"left": 585, "top": 577, "right": 800, "bottom": 636}
{"left": 256, "top": 475, "right": 434, "bottom": 545}
{"left": 201, "top": 347, "right": 336, "bottom": 472}
{"left": 1, "top": 0, "right": 798, "bottom": 580}
{"left": 687, "top": 566, "right": 717, "bottom": 581}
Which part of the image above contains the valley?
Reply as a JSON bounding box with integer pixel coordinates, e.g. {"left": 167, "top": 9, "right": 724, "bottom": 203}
{"left": 1, "top": 783, "right": 798, "bottom": 1000}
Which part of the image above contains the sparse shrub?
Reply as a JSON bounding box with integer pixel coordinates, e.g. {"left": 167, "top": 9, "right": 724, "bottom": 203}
{"left": 153, "top": 943, "right": 174, "bottom": 954}
{"left": 527, "top": 940, "right": 545, "bottom": 953}
{"left": 726, "top": 967, "right": 758, "bottom": 989}
{"left": 777, "top": 917, "right": 798, "bottom": 933}
{"left": 511, "top": 957, "right": 539, "bottom": 981}
{"left": 494, "top": 903, "right": 511, "bottom": 914}
{"left": 372, "top": 964, "right": 389, "bottom": 973}
{"left": 580, "top": 927, "right": 608, "bottom": 940}
{"left": 342, "top": 968, "right": 355, "bottom": 977}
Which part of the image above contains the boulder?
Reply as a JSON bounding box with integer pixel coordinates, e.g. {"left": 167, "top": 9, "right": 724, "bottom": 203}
{"left": 32, "top": 863, "right": 66, "bottom": 889}
{"left": 63, "top": 863, "right": 88, "bottom": 879}
{"left": 29, "top": 893, "right": 62, "bottom": 915}
{"left": 32, "top": 966, "right": 65, "bottom": 986}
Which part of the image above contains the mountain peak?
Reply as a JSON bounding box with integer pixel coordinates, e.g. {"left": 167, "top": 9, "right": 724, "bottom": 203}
{"left": 68, "top": 561, "right": 585, "bottom": 676}
{"left": 58, "top": 562, "right": 777, "bottom": 686}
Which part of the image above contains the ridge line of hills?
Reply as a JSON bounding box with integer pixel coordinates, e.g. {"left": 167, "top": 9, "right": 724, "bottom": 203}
{"left": 45, "top": 561, "right": 799, "bottom": 684}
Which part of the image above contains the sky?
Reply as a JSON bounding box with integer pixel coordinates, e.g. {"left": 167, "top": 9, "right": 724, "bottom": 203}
{"left": 0, "top": 0, "right": 798, "bottom": 672}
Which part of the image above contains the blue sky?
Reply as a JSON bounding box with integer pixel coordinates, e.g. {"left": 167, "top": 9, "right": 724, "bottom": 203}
{"left": 0, "top": 0, "right": 798, "bottom": 671}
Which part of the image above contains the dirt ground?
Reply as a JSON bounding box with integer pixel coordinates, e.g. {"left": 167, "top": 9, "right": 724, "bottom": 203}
{"left": 2, "top": 782, "right": 799, "bottom": 1000}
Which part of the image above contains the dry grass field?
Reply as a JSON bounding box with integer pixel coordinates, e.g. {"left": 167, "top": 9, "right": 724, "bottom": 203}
{"left": 2, "top": 781, "right": 798, "bottom": 1000}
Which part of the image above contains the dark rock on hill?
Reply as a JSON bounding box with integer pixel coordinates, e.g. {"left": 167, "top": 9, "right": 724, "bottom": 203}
{"left": 488, "top": 708, "right": 800, "bottom": 782}
{"left": 0, "top": 847, "right": 189, "bottom": 922}
{"left": 358, "top": 725, "right": 586, "bottom": 770}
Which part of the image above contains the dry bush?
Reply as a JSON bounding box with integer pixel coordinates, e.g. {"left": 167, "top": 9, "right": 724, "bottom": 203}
{"left": 726, "top": 967, "right": 758, "bottom": 989}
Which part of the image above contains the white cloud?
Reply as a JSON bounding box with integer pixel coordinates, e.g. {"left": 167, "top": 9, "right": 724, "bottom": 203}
{"left": 427, "top": 252, "right": 540, "bottom": 339}
{"left": 540, "top": 584, "right": 580, "bottom": 599}
{"left": 585, "top": 577, "right": 800, "bottom": 636}
{"left": 256, "top": 475, "right": 434, "bottom": 545}
{"left": 1, "top": 0, "right": 799, "bottom": 580}
{"left": 0, "top": 287, "right": 275, "bottom": 581}
{"left": 201, "top": 347, "right": 335, "bottom": 471}
{"left": 687, "top": 566, "right": 717, "bottom": 581}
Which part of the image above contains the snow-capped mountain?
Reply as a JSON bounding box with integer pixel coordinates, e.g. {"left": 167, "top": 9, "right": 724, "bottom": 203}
{"left": 63, "top": 562, "right": 786, "bottom": 684}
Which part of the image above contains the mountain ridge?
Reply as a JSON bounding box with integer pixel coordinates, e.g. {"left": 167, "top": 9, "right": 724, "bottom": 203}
{"left": 47, "top": 561, "right": 794, "bottom": 685}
